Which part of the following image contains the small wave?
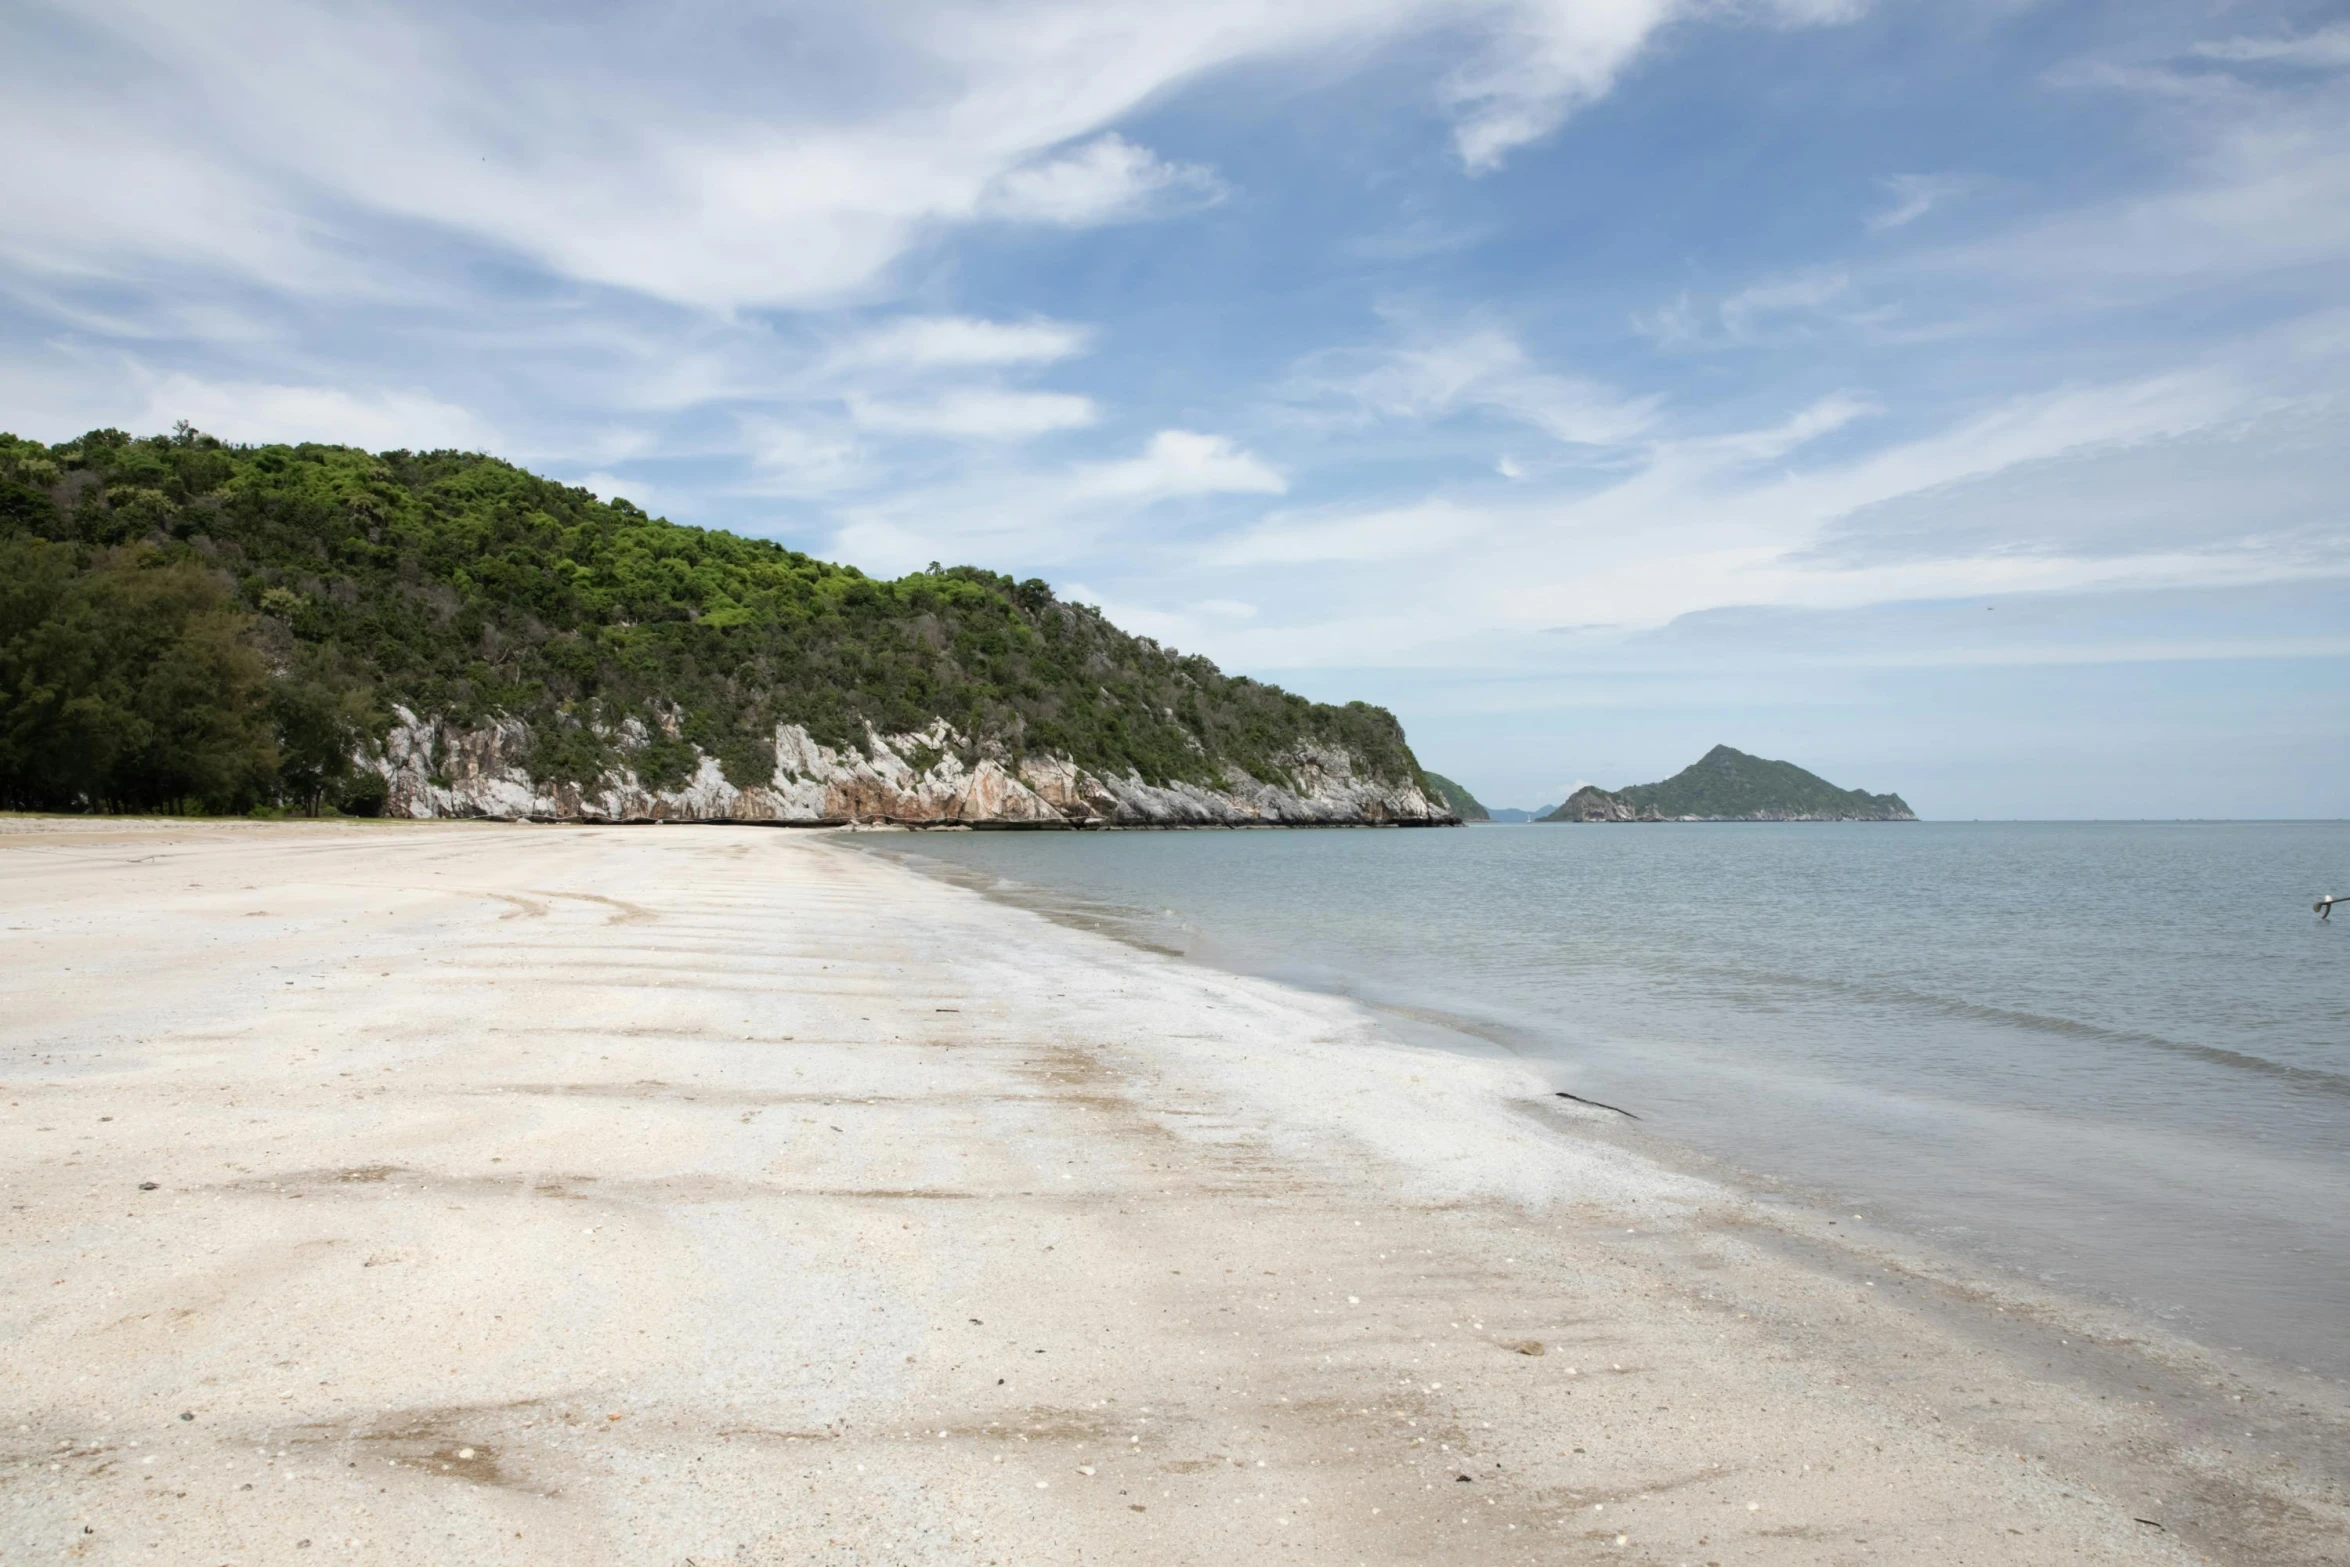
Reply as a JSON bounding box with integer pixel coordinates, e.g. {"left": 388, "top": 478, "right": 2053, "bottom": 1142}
{"left": 1624, "top": 954, "right": 2350, "bottom": 1101}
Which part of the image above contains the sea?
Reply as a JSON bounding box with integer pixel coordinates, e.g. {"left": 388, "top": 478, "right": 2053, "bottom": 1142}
{"left": 862, "top": 821, "right": 2350, "bottom": 1383}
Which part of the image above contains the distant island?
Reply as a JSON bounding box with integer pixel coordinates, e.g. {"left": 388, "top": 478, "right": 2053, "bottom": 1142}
{"left": 1543, "top": 745, "right": 1915, "bottom": 822}
{"left": 0, "top": 428, "right": 1453, "bottom": 828}
{"left": 1420, "top": 774, "right": 1564, "bottom": 822}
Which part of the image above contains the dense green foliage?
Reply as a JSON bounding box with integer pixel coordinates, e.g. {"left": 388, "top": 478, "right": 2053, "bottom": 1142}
{"left": 1420, "top": 771, "right": 1488, "bottom": 821}
{"left": 1543, "top": 745, "right": 1913, "bottom": 821}
{"left": 0, "top": 540, "right": 277, "bottom": 812}
{"left": 0, "top": 426, "right": 1427, "bottom": 813}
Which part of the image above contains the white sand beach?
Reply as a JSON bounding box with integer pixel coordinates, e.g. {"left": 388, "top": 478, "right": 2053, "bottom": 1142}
{"left": 2, "top": 819, "right": 2342, "bottom": 1565}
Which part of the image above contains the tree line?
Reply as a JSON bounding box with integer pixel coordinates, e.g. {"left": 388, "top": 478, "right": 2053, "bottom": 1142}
{"left": 0, "top": 423, "right": 1430, "bottom": 817}
{"left": 0, "top": 534, "right": 381, "bottom": 815}
{"left": 2, "top": 427, "right": 378, "bottom": 815}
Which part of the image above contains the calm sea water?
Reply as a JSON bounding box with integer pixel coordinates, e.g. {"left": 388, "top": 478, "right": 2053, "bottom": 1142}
{"left": 865, "top": 822, "right": 2350, "bottom": 1381}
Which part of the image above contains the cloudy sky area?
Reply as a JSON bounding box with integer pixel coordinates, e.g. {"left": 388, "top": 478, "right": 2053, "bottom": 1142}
{"left": 3, "top": 0, "right": 2346, "bottom": 816}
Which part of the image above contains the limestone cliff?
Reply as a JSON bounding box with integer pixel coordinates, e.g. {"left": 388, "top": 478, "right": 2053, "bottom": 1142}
{"left": 370, "top": 708, "right": 1454, "bottom": 828}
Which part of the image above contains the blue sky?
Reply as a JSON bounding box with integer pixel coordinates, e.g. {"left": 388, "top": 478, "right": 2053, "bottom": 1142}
{"left": 3, "top": 0, "right": 2345, "bottom": 817}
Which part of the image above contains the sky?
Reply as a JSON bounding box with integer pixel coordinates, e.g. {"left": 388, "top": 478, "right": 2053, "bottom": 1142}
{"left": 3, "top": 0, "right": 2346, "bottom": 818}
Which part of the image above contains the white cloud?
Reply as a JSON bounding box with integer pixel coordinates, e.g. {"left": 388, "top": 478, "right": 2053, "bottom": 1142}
{"left": 828, "top": 428, "right": 1285, "bottom": 574}
{"left": 846, "top": 388, "right": 1099, "bottom": 438}
{"left": 1757, "top": 0, "right": 1868, "bottom": 21}
{"left": 1172, "top": 367, "right": 2291, "bottom": 674}
{"left": 2192, "top": 25, "right": 2350, "bottom": 69}
{"left": 1806, "top": 396, "right": 2350, "bottom": 569}
{"left": 1066, "top": 430, "right": 1288, "bottom": 504}
{"left": 125, "top": 373, "right": 491, "bottom": 451}
{"left": 830, "top": 316, "right": 1093, "bottom": 371}
{"left": 1443, "top": 0, "right": 1679, "bottom": 173}
{"left": 1444, "top": 0, "right": 1866, "bottom": 173}
{"left": 0, "top": 3, "right": 1275, "bottom": 311}
{"left": 1634, "top": 269, "right": 1861, "bottom": 349}
{"left": 981, "top": 134, "right": 1226, "bottom": 225}
{"left": 1675, "top": 392, "right": 1875, "bottom": 466}
{"left": 1869, "top": 173, "right": 1972, "bottom": 231}
{"left": 577, "top": 472, "right": 662, "bottom": 514}
{"left": 1718, "top": 269, "right": 1850, "bottom": 340}
{"left": 1935, "top": 49, "right": 2350, "bottom": 297}
{"left": 1210, "top": 498, "right": 1489, "bottom": 565}
{"left": 1630, "top": 293, "right": 1703, "bottom": 348}
{"left": 1300, "top": 325, "right": 1660, "bottom": 444}
{"left": 0, "top": 1, "right": 1868, "bottom": 310}
{"left": 738, "top": 419, "right": 867, "bottom": 496}
{"left": 0, "top": 337, "right": 500, "bottom": 451}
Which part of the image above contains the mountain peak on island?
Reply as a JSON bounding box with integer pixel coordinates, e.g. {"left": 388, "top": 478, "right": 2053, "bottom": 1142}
{"left": 1542, "top": 745, "right": 1915, "bottom": 823}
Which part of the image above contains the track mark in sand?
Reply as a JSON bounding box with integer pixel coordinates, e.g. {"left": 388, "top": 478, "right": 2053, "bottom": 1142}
{"left": 483, "top": 892, "right": 548, "bottom": 920}
{"left": 970, "top": 1405, "right": 1120, "bottom": 1444}
{"left": 221, "top": 1163, "right": 986, "bottom": 1207}
{"left": 527, "top": 888, "right": 658, "bottom": 924}
{"left": 309, "top": 1402, "right": 553, "bottom": 1493}
{"left": 798, "top": 1187, "right": 978, "bottom": 1201}
{"left": 1557, "top": 1462, "right": 1742, "bottom": 1511}
{"left": 218, "top": 1165, "right": 592, "bottom": 1201}
{"left": 493, "top": 1081, "right": 1086, "bottom": 1112}
{"left": 495, "top": 1082, "right": 920, "bottom": 1108}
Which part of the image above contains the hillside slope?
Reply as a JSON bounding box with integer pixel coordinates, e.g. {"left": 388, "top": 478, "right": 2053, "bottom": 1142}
{"left": 0, "top": 427, "right": 1450, "bottom": 826}
{"left": 1545, "top": 745, "right": 1914, "bottom": 822}
{"left": 1421, "top": 771, "right": 1490, "bottom": 821}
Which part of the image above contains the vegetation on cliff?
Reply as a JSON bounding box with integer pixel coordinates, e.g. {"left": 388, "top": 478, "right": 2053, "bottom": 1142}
{"left": 1542, "top": 745, "right": 1914, "bottom": 822}
{"left": 1421, "top": 771, "right": 1489, "bottom": 821}
{"left": 0, "top": 426, "right": 1429, "bottom": 814}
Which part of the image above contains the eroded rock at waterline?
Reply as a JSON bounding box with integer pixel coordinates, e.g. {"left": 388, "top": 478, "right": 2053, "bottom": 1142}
{"left": 369, "top": 709, "right": 1454, "bottom": 827}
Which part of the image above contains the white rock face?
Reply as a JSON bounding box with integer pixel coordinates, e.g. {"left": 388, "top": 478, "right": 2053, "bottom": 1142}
{"left": 368, "top": 708, "right": 1454, "bottom": 827}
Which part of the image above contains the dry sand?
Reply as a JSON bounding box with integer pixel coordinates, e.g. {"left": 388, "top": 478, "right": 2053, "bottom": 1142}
{"left": 2, "top": 818, "right": 2343, "bottom": 1565}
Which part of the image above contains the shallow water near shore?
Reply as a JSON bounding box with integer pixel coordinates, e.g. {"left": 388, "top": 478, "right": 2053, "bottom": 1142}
{"left": 865, "top": 820, "right": 2350, "bottom": 1382}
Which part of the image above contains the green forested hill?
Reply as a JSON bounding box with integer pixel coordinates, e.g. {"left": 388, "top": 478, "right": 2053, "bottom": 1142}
{"left": 1544, "top": 745, "right": 1914, "bottom": 821}
{"left": 0, "top": 427, "right": 1427, "bottom": 814}
{"left": 1420, "top": 771, "right": 1489, "bottom": 821}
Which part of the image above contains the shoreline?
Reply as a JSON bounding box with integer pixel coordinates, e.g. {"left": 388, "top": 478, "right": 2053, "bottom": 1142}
{"left": 858, "top": 827, "right": 2350, "bottom": 1386}
{"left": 3, "top": 818, "right": 2343, "bottom": 1563}
{"left": 857, "top": 831, "right": 2350, "bottom": 1477}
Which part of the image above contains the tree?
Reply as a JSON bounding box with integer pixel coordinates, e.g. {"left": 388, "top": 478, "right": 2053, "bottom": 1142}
{"left": 0, "top": 540, "right": 275, "bottom": 812}
{"left": 271, "top": 644, "right": 374, "bottom": 817}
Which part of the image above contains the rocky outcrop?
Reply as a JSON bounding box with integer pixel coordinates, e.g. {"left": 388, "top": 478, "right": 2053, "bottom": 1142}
{"left": 1551, "top": 785, "right": 1665, "bottom": 822}
{"left": 367, "top": 708, "right": 1454, "bottom": 827}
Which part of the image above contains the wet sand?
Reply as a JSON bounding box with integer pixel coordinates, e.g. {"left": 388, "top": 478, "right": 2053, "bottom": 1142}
{"left": 1, "top": 818, "right": 2343, "bottom": 1565}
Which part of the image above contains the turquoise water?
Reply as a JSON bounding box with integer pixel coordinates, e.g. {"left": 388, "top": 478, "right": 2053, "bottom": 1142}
{"left": 866, "top": 822, "right": 2350, "bottom": 1381}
